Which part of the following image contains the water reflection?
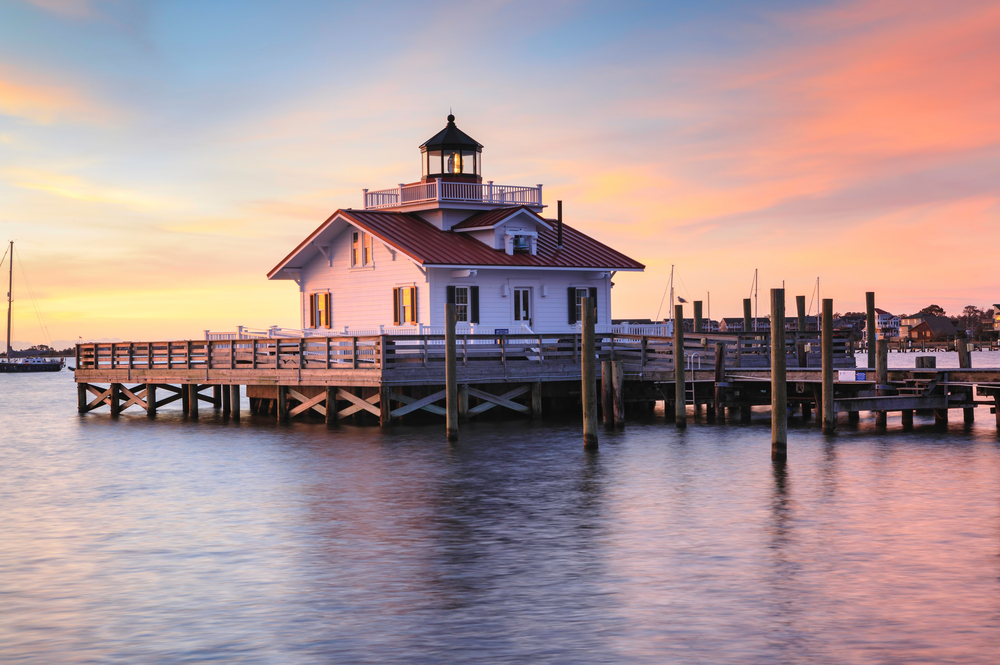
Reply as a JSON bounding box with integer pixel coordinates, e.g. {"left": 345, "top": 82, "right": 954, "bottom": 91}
{"left": 1, "top": 373, "right": 1000, "bottom": 663}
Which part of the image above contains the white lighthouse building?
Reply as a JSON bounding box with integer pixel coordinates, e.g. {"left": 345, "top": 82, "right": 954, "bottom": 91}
{"left": 267, "top": 114, "right": 644, "bottom": 334}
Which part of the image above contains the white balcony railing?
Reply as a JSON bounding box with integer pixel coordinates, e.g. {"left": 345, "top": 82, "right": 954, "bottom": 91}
{"left": 363, "top": 179, "right": 543, "bottom": 210}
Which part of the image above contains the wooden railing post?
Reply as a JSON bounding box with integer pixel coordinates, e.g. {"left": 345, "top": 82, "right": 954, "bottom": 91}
{"left": 822, "top": 299, "right": 835, "bottom": 433}
{"left": 445, "top": 303, "right": 458, "bottom": 442}
{"left": 582, "top": 298, "right": 598, "bottom": 448}
{"left": 674, "top": 305, "right": 686, "bottom": 427}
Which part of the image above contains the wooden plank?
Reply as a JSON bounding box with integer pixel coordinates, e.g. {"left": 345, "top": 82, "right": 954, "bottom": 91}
{"left": 288, "top": 388, "right": 327, "bottom": 417}
{"left": 468, "top": 385, "right": 531, "bottom": 415}
{"left": 335, "top": 388, "right": 381, "bottom": 418}
{"left": 85, "top": 386, "right": 112, "bottom": 411}
{"left": 389, "top": 390, "right": 447, "bottom": 418}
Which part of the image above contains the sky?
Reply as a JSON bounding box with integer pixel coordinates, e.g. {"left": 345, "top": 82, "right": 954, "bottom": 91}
{"left": 1, "top": 0, "right": 998, "bottom": 346}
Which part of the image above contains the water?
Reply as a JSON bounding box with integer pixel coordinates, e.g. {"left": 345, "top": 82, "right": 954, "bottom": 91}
{"left": 2, "top": 368, "right": 999, "bottom": 663}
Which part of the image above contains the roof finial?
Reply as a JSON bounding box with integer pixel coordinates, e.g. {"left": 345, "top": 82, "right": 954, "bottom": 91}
{"left": 447, "top": 108, "right": 455, "bottom": 123}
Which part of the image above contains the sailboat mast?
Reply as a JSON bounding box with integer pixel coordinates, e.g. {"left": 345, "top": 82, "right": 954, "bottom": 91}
{"left": 668, "top": 264, "right": 674, "bottom": 323}
{"left": 6, "top": 241, "right": 12, "bottom": 359}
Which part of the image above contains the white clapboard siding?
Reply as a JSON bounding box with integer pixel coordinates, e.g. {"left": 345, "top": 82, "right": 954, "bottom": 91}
{"left": 300, "top": 225, "right": 429, "bottom": 330}
{"left": 428, "top": 268, "right": 611, "bottom": 333}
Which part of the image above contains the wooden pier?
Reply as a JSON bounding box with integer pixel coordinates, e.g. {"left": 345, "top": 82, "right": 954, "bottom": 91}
{"left": 74, "top": 326, "right": 1000, "bottom": 434}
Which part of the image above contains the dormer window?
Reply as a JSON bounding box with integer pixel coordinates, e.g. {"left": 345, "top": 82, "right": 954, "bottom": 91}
{"left": 351, "top": 230, "right": 374, "bottom": 267}
{"left": 503, "top": 228, "right": 538, "bottom": 255}
{"left": 513, "top": 235, "right": 530, "bottom": 252}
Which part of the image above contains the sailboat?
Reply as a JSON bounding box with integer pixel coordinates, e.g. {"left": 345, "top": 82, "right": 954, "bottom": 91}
{"left": 1, "top": 241, "right": 64, "bottom": 373}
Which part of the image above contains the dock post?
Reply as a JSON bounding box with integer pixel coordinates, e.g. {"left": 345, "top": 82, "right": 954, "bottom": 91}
{"left": 231, "top": 385, "right": 241, "bottom": 421}
{"left": 602, "top": 361, "right": 614, "bottom": 430}
{"left": 875, "top": 339, "right": 888, "bottom": 428}
{"left": 77, "top": 383, "right": 88, "bottom": 413}
{"left": 694, "top": 300, "right": 703, "bottom": 334}
{"left": 324, "top": 387, "right": 335, "bottom": 425}
{"left": 958, "top": 340, "right": 974, "bottom": 424}
{"left": 674, "top": 304, "right": 686, "bottom": 428}
{"left": 189, "top": 384, "right": 199, "bottom": 418}
{"left": 181, "top": 384, "right": 190, "bottom": 414}
{"left": 822, "top": 298, "right": 835, "bottom": 433}
{"left": 380, "top": 384, "right": 392, "bottom": 428}
{"left": 459, "top": 384, "right": 470, "bottom": 422}
{"left": 277, "top": 385, "right": 287, "bottom": 423}
{"left": 222, "top": 384, "right": 231, "bottom": 416}
{"left": 902, "top": 409, "right": 913, "bottom": 428}
{"left": 213, "top": 385, "right": 221, "bottom": 409}
{"left": 796, "top": 295, "right": 806, "bottom": 333}
{"left": 530, "top": 382, "right": 542, "bottom": 420}
{"left": 582, "top": 297, "right": 599, "bottom": 448}
{"left": 743, "top": 298, "right": 752, "bottom": 333}
{"left": 771, "top": 289, "right": 787, "bottom": 461}
{"left": 713, "top": 342, "right": 726, "bottom": 422}
{"left": 612, "top": 360, "right": 625, "bottom": 429}
{"left": 865, "top": 291, "right": 876, "bottom": 364}
{"left": 445, "top": 303, "right": 458, "bottom": 442}
{"left": 110, "top": 383, "right": 121, "bottom": 417}
{"left": 147, "top": 384, "right": 157, "bottom": 418}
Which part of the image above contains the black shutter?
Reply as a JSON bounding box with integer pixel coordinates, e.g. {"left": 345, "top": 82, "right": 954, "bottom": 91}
{"left": 309, "top": 294, "right": 316, "bottom": 328}
{"left": 589, "top": 287, "right": 598, "bottom": 323}
{"left": 447, "top": 285, "right": 455, "bottom": 304}
{"left": 470, "top": 286, "right": 480, "bottom": 324}
{"left": 568, "top": 287, "right": 577, "bottom": 324}
{"left": 324, "top": 293, "right": 332, "bottom": 328}
{"left": 410, "top": 287, "right": 417, "bottom": 324}
{"left": 393, "top": 288, "right": 400, "bottom": 325}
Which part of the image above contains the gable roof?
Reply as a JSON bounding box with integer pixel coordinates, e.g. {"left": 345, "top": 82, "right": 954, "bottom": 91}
{"left": 451, "top": 206, "right": 553, "bottom": 231}
{"left": 268, "top": 208, "right": 644, "bottom": 279}
{"left": 912, "top": 315, "right": 956, "bottom": 336}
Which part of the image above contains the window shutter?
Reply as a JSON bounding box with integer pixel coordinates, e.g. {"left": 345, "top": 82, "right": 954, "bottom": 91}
{"left": 324, "top": 293, "right": 332, "bottom": 328}
{"left": 409, "top": 287, "right": 417, "bottom": 324}
{"left": 589, "top": 287, "right": 598, "bottom": 323}
{"left": 309, "top": 294, "right": 316, "bottom": 328}
{"left": 470, "top": 286, "right": 480, "bottom": 324}
{"left": 393, "top": 288, "right": 400, "bottom": 326}
{"left": 447, "top": 285, "right": 455, "bottom": 304}
{"left": 568, "top": 287, "right": 577, "bottom": 324}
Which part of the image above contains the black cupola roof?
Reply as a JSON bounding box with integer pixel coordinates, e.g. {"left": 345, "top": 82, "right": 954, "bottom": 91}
{"left": 420, "top": 114, "right": 483, "bottom": 151}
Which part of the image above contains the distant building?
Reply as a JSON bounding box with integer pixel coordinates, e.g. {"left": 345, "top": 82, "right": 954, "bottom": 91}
{"left": 719, "top": 317, "right": 770, "bottom": 333}
{"left": 864, "top": 308, "right": 900, "bottom": 341}
{"left": 899, "top": 313, "right": 927, "bottom": 338}
{"left": 909, "top": 315, "right": 957, "bottom": 342}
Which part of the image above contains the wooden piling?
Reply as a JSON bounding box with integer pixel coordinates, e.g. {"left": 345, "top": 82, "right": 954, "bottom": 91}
{"left": 445, "top": 303, "right": 458, "bottom": 442}
{"left": 958, "top": 340, "right": 973, "bottom": 424}
{"left": 602, "top": 361, "right": 614, "bottom": 430}
{"left": 325, "top": 387, "right": 336, "bottom": 425}
{"left": 582, "top": 297, "right": 599, "bottom": 448}
{"left": 901, "top": 410, "right": 913, "bottom": 428}
{"left": 222, "top": 384, "right": 231, "bottom": 416}
{"left": 379, "top": 384, "right": 391, "bottom": 428}
{"left": 147, "top": 384, "right": 157, "bottom": 418}
{"left": 277, "top": 385, "right": 287, "bottom": 423}
{"left": 458, "top": 384, "right": 469, "bottom": 422}
{"left": 78, "top": 383, "right": 88, "bottom": 413}
{"left": 875, "top": 338, "right": 888, "bottom": 428}
{"left": 796, "top": 295, "right": 806, "bottom": 333}
{"left": 181, "top": 383, "right": 190, "bottom": 414}
{"left": 693, "top": 301, "right": 703, "bottom": 334}
{"left": 611, "top": 360, "right": 625, "bottom": 429}
{"left": 231, "top": 385, "right": 241, "bottom": 421}
{"left": 822, "top": 299, "right": 835, "bottom": 433}
{"left": 866, "top": 291, "right": 876, "bottom": 361}
{"left": 110, "top": 383, "right": 121, "bottom": 417}
{"left": 713, "top": 342, "right": 726, "bottom": 422}
{"left": 771, "top": 289, "right": 787, "bottom": 461}
{"left": 674, "top": 304, "right": 686, "bottom": 428}
{"left": 213, "top": 385, "right": 222, "bottom": 409}
{"left": 531, "top": 382, "right": 542, "bottom": 420}
{"left": 189, "top": 384, "right": 199, "bottom": 418}
{"left": 743, "top": 298, "right": 752, "bottom": 333}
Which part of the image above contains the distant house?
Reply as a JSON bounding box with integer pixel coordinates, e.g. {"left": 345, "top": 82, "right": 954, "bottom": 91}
{"left": 784, "top": 315, "right": 819, "bottom": 332}
{"left": 899, "top": 313, "right": 927, "bottom": 338}
{"left": 909, "top": 315, "right": 956, "bottom": 342}
{"left": 864, "top": 308, "right": 900, "bottom": 341}
{"left": 993, "top": 304, "right": 1000, "bottom": 331}
{"left": 719, "top": 317, "right": 770, "bottom": 333}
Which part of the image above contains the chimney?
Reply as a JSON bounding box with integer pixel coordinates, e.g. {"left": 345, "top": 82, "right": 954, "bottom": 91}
{"left": 557, "top": 200, "right": 563, "bottom": 248}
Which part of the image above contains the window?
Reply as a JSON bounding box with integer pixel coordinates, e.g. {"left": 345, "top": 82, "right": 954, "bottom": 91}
{"left": 393, "top": 286, "right": 417, "bottom": 325}
{"left": 455, "top": 286, "right": 469, "bottom": 322}
{"left": 352, "top": 230, "right": 374, "bottom": 267}
{"left": 575, "top": 288, "right": 589, "bottom": 322}
{"left": 568, "top": 287, "right": 598, "bottom": 324}
{"left": 309, "top": 293, "right": 331, "bottom": 329}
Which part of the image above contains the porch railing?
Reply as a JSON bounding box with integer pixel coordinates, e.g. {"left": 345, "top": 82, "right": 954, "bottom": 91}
{"left": 363, "top": 179, "right": 543, "bottom": 210}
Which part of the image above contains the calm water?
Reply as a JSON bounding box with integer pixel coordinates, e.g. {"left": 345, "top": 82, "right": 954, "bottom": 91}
{"left": 2, "top": 362, "right": 999, "bottom": 664}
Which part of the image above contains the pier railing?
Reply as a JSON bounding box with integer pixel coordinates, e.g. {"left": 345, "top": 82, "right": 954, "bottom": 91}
{"left": 77, "top": 331, "right": 855, "bottom": 375}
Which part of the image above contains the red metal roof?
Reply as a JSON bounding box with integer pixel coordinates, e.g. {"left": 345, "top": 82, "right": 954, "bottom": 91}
{"left": 268, "top": 208, "right": 644, "bottom": 278}
{"left": 450, "top": 206, "right": 550, "bottom": 230}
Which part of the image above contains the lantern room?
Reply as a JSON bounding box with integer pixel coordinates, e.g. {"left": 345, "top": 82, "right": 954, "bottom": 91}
{"left": 420, "top": 114, "right": 483, "bottom": 183}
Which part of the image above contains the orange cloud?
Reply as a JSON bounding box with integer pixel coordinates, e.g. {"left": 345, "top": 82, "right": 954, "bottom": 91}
{"left": 0, "top": 66, "right": 114, "bottom": 124}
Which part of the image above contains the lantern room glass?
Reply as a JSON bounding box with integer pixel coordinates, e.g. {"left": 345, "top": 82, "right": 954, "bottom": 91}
{"left": 425, "top": 150, "right": 442, "bottom": 176}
